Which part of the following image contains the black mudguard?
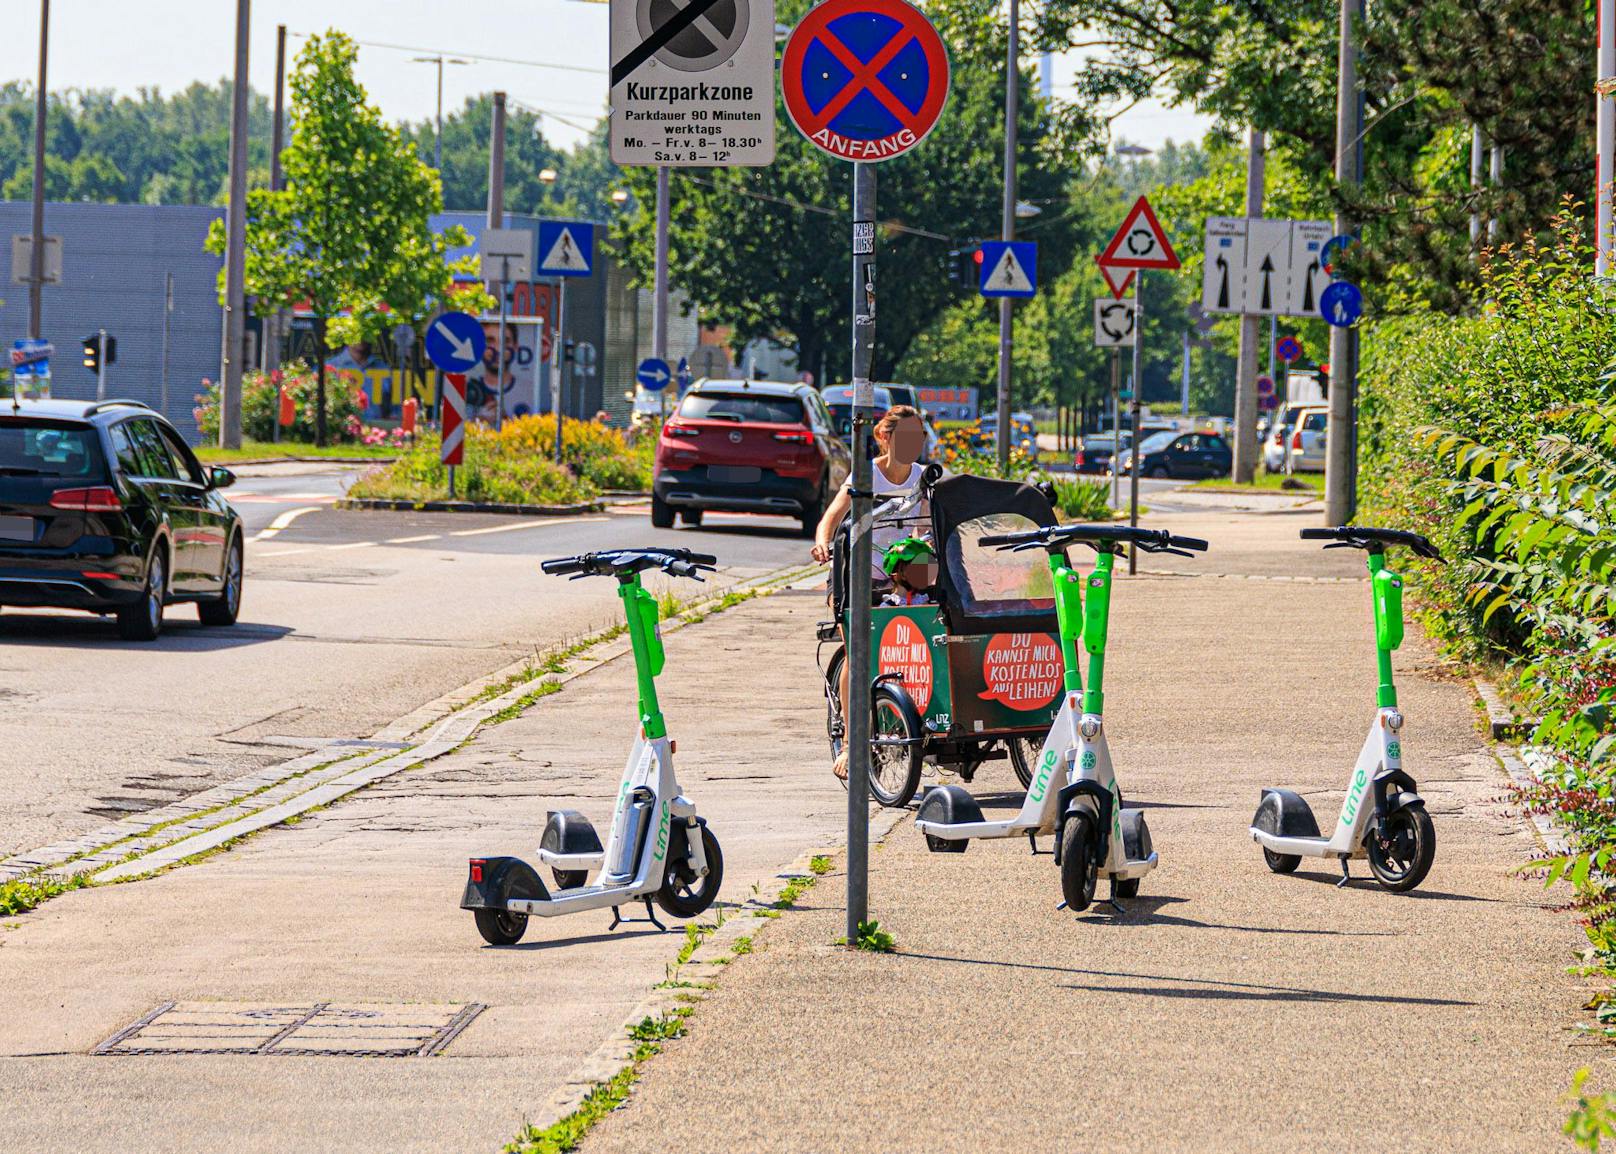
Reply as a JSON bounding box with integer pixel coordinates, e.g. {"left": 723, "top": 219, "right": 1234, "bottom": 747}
{"left": 460, "top": 856, "right": 550, "bottom": 910}
{"left": 540, "top": 809, "right": 603, "bottom": 857}
{"left": 916, "top": 785, "right": 985, "bottom": 828}
{"left": 1385, "top": 789, "right": 1426, "bottom": 814}
{"left": 1054, "top": 781, "right": 1114, "bottom": 868}
{"left": 1372, "top": 768, "right": 1422, "bottom": 821}
{"left": 1119, "top": 808, "right": 1152, "bottom": 863}
{"left": 1252, "top": 788, "right": 1320, "bottom": 839}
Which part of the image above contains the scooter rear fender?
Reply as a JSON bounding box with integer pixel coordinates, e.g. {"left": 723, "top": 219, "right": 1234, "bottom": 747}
{"left": 461, "top": 856, "right": 550, "bottom": 910}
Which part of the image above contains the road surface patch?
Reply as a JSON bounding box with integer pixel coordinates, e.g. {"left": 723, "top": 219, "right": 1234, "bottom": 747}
{"left": 93, "top": 1001, "right": 485, "bottom": 1058}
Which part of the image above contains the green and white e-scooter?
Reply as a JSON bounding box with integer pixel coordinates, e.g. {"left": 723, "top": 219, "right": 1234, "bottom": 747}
{"left": 1249, "top": 526, "right": 1442, "bottom": 892}
{"left": 461, "top": 547, "right": 725, "bottom": 945}
{"left": 915, "top": 523, "right": 1210, "bottom": 913}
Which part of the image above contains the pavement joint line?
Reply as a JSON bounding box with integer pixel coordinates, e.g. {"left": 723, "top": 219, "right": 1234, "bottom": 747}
{"left": 6, "top": 562, "right": 816, "bottom": 895}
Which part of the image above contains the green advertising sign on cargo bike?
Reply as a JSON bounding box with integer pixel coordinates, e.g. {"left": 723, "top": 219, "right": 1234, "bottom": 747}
{"left": 818, "top": 473, "right": 1065, "bottom": 807}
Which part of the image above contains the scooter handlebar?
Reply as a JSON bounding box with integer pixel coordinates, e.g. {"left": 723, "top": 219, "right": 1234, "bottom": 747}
{"left": 541, "top": 547, "right": 721, "bottom": 579}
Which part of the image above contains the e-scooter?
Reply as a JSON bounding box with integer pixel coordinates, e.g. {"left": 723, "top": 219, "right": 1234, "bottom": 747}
{"left": 1249, "top": 526, "right": 1442, "bottom": 892}
{"left": 461, "top": 547, "right": 725, "bottom": 945}
{"left": 914, "top": 523, "right": 1209, "bottom": 913}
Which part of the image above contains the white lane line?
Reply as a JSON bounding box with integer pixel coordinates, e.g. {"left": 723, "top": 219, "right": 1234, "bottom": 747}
{"left": 248, "top": 505, "right": 322, "bottom": 543}
{"left": 384, "top": 534, "right": 442, "bottom": 544}
{"left": 326, "top": 540, "right": 380, "bottom": 551}
{"left": 448, "top": 516, "right": 608, "bottom": 537}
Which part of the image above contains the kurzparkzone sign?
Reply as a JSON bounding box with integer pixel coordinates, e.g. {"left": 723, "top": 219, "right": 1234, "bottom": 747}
{"left": 610, "top": 0, "right": 776, "bottom": 166}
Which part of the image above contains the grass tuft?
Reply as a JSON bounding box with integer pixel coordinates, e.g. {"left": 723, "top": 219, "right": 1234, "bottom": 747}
{"left": 0, "top": 871, "right": 92, "bottom": 917}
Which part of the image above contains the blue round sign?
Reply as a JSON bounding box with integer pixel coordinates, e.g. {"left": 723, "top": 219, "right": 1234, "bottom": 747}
{"left": 637, "top": 357, "right": 672, "bottom": 392}
{"left": 1319, "top": 234, "right": 1357, "bottom": 277}
{"left": 676, "top": 357, "right": 692, "bottom": 392}
{"left": 1320, "top": 281, "right": 1364, "bottom": 328}
{"left": 425, "top": 312, "right": 486, "bottom": 373}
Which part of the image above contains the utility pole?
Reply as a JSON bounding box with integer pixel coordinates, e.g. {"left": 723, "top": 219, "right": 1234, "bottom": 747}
{"left": 1324, "top": 0, "right": 1363, "bottom": 525}
{"left": 96, "top": 329, "right": 107, "bottom": 401}
{"left": 28, "top": 0, "right": 49, "bottom": 341}
{"left": 411, "top": 55, "right": 468, "bottom": 171}
{"left": 262, "top": 23, "right": 286, "bottom": 374}
{"left": 160, "top": 273, "right": 173, "bottom": 417}
{"left": 486, "top": 92, "right": 507, "bottom": 429}
{"left": 845, "top": 161, "right": 877, "bottom": 941}
{"left": 1128, "top": 273, "right": 1144, "bottom": 574}
{"left": 653, "top": 167, "right": 671, "bottom": 378}
{"left": 1488, "top": 144, "right": 1503, "bottom": 243}
{"left": 219, "top": 0, "right": 250, "bottom": 449}
{"left": 1231, "top": 128, "right": 1264, "bottom": 481}
{"left": 994, "top": 0, "right": 1019, "bottom": 470}
{"left": 1601, "top": 0, "right": 1616, "bottom": 276}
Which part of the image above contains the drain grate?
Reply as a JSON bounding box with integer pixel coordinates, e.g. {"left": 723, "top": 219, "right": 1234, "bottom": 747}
{"left": 94, "top": 1001, "right": 485, "bottom": 1058}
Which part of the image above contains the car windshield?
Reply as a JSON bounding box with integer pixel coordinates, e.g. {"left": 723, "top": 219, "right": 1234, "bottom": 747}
{"left": 1138, "top": 431, "right": 1178, "bottom": 453}
{"left": 678, "top": 393, "right": 803, "bottom": 424}
{"left": 1084, "top": 434, "right": 1126, "bottom": 450}
{"left": 0, "top": 421, "right": 104, "bottom": 481}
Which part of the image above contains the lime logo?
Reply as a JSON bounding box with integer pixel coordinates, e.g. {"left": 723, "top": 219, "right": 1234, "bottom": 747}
{"left": 1386, "top": 740, "right": 1401, "bottom": 760}
{"left": 1080, "top": 750, "right": 1097, "bottom": 772}
{"left": 1111, "top": 781, "right": 1122, "bottom": 841}
{"left": 653, "top": 807, "right": 670, "bottom": 863}
{"left": 1029, "top": 750, "right": 1058, "bottom": 802}
{"left": 1342, "top": 768, "right": 1369, "bottom": 824}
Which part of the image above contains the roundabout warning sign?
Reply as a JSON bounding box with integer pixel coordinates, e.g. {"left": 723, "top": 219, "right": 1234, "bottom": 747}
{"left": 781, "top": 0, "right": 949, "bottom": 163}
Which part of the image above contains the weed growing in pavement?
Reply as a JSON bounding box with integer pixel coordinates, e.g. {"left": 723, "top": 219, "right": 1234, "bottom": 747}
{"left": 656, "top": 588, "right": 684, "bottom": 621}
{"left": 809, "top": 854, "right": 833, "bottom": 875}
{"left": 852, "top": 919, "right": 897, "bottom": 953}
{"left": 731, "top": 935, "right": 753, "bottom": 956}
{"left": 773, "top": 873, "right": 817, "bottom": 909}
{"left": 489, "top": 679, "right": 564, "bottom": 724}
{"left": 627, "top": 1009, "right": 690, "bottom": 1043}
{"left": 0, "top": 871, "right": 91, "bottom": 917}
{"left": 1565, "top": 1069, "right": 1616, "bottom": 1151}
{"left": 674, "top": 922, "right": 711, "bottom": 965}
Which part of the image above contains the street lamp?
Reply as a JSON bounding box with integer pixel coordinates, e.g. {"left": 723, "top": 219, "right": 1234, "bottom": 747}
{"left": 538, "top": 168, "right": 558, "bottom": 184}
{"left": 410, "top": 55, "right": 470, "bottom": 170}
{"left": 610, "top": 188, "right": 629, "bottom": 205}
{"left": 1114, "top": 143, "right": 1154, "bottom": 158}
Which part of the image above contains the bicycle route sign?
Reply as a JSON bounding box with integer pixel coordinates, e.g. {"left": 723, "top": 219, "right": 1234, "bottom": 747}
{"left": 780, "top": 0, "right": 950, "bottom": 163}
{"left": 609, "top": 0, "right": 776, "bottom": 166}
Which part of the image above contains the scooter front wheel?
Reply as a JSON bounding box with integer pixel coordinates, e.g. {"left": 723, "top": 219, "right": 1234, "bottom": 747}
{"left": 1059, "top": 812, "right": 1099, "bottom": 913}
{"left": 657, "top": 824, "right": 725, "bottom": 919}
{"left": 1367, "top": 806, "right": 1436, "bottom": 892}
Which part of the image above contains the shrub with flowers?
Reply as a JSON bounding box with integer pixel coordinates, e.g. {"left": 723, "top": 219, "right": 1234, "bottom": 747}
{"left": 195, "top": 368, "right": 368, "bottom": 444}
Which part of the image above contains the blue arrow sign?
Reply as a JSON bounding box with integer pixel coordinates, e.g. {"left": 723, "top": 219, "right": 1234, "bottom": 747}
{"left": 637, "top": 357, "right": 672, "bottom": 392}
{"left": 1320, "top": 281, "right": 1363, "bottom": 328}
{"left": 425, "top": 312, "right": 487, "bottom": 373}
{"left": 537, "top": 220, "right": 595, "bottom": 278}
{"left": 676, "top": 357, "right": 692, "bottom": 392}
{"left": 979, "top": 241, "right": 1037, "bottom": 298}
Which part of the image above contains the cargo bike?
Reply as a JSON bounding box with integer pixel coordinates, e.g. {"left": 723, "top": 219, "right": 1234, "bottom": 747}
{"left": 817, "top": 470, "right": 1074, "bottom": 808}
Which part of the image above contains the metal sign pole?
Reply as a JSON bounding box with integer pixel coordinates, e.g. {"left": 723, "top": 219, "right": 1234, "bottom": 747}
{"left": 97, "top": 328, "right": 107, "bottom": 401}
{"left": 1128, "top": 272, "right": 1144, "bottom": 575}
{"left": 495, "top": 254, "right": 509, "bottom": 432}
{"left": 846, "top": 160, "right": 876, "bottom": 941}
{"left": 1110, "top": 348, "right": 1120, "bottom": 509}
{"left": 553, "top": 279, "right": 566, "bottom": 465}
{"left": 161, "top": 272, "right": 173, "bottom": 420}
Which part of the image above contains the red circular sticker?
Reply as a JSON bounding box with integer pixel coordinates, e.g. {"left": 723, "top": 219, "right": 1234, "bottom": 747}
{"left": 878, "top": 615, "right": 933, "bottom": 713}
{"left": 780, "top": 0, "right": 950, "bottom": 163}
{"left": 977, "top": 633, "right": 1062, "bottom": 711}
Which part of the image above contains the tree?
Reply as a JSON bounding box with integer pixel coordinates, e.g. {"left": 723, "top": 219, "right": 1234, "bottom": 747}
{"left": 207, "top": 32, "right": 481, "bottom": 443}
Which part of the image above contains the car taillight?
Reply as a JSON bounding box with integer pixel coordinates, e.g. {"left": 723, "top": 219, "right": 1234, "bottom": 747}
{"left": 664, "top": 423, "right": 700, "bottom": 438}
{"left": 49, "top": 486, "right": 122, "bottom": 512}
{"left": 772, "top": 431, "right": 814, "bottom": 445}
{"left": 1291, "top": 431, "right": 1304, "bottom": 450}
{"left": 1074, "top": 452, "right": 1086, "bottom": 467}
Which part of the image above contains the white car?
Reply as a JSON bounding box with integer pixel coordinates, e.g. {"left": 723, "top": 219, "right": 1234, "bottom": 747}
{"left": 1287, "top": 406, "right": 1328, "bottom": 473}
{"left": 1263, "top": 402, "right": 1317, "bottom": 473}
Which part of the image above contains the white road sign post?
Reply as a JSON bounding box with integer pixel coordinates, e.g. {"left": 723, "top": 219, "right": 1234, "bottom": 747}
{"left": 1093, "top": 299, "right": 1136, "bottom": 347}
{"left": 609, "top": 0, "right": 776, "bottom": 166}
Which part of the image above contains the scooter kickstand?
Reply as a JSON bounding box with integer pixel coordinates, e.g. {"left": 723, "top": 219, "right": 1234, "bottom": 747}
{"left": 643, "top": 897, "right": 668, "bottom": 932}
{"left": 609, "top": 906, "right": 624, "bottom": 930}
{"left": 1336, "top": 856, "right": 1352, "bottom": 888}
{"left": 1026, "top": 831, "right": 1048, "bottom": 856}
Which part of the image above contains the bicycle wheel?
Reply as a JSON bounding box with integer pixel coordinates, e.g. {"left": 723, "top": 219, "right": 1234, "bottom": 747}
{"left": 868, "top": 683, "right": 925, "bottom": 808}
{"left": 1007, "top": 736, "right": 1042, "bottom": 790}
{"left": 824, "top": 646, "right": 846, "bottom": 762}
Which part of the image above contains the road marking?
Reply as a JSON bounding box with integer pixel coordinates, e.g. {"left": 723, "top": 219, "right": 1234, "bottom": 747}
{"left": 448, "top": 516, "right": 608, "bottom": 537}
{"left": 326, "top": 540, "right": 380, "bottom": 551}
{"left": 248, "top": 505, "right": 322, "bottom": 543}
{"left": 384, "top": 534, "right": 442, "bottom": 544}
{"left": 253, "top": 547, "right": 322, "bottom": 558}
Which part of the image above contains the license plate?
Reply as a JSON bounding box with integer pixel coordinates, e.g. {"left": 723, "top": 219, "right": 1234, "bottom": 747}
{"left": 708, "top": 466, "right": 761, "bottom": 484}
{"left": 0, "top": 515, "right": 34, "bottom": 542}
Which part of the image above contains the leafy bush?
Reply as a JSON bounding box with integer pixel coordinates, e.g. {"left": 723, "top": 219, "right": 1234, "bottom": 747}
{"left": 493, "top": 413, "right": 653, "bottom": 491}
{"left": 1050, "top": 476, "right": 1113, "bottom": 521}
{"left": 194, "top": 368, "right": 368, "bottom": 444}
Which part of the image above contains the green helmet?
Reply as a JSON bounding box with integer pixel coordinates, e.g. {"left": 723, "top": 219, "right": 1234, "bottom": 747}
{"left": 882, "top": 536, "right": 936, "bottom": 576}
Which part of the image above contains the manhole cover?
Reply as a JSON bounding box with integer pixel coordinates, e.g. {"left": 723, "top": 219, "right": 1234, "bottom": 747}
{"left": 94, "top": 1001, "right": 485, "bottom": 1058}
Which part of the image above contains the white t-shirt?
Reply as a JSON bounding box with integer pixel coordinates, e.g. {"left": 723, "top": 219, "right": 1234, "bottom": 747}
{"left": 846, "top": 461, "right": 929, "bottom": 579}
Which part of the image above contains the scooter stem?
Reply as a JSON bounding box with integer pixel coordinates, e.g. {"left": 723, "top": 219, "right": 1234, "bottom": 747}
{"left": 617, "top": 573, "right": 668, "bottom": 739}
{"left": 1366, "top": 550, "right": 1399, "bottom": 709}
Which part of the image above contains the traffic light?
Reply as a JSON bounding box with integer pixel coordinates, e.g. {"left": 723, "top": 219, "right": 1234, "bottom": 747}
{"left": 81, "top": 333, "right": 116, "bottom": 374}
{"left": 563, "top": 338, "right": 577, "bottom": 364}
{"left": 946, "top": 247, "right": 983, "bottom": 289}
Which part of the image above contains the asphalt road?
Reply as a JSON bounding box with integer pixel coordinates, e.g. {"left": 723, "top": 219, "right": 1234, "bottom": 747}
{"left": 0, "top": 464, "right": 812, "bottom": 858}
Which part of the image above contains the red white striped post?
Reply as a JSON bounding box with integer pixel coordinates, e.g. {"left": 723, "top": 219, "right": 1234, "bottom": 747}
{"left": 442, "top": 372, "right": 466, "bottom": 497}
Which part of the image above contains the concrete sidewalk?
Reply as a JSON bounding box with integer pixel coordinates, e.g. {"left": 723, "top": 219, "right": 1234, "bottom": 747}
{"left": 0, "top": 583, "right": 849, "bottom": 1153}
{"left": 583, "top": 509, "right": 1588, "bottom": 1153}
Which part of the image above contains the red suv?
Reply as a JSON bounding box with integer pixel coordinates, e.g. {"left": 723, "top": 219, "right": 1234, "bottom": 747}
{"left": 653, "top": 380, "right": 851, "bottom": 536}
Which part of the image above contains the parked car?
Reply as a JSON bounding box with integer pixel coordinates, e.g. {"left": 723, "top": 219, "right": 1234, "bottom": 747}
{"left": 1075, "top": 431, "right": 1131, "bottom": 475}
{"left": 1263, "top": 401, "right": 1317, "bottom": 473}
{"left": 0, "top": 399, "right": 243, "bottom": 640}
{"left": 1115, "top": 430, "right": 1233, "bottom": 480}
{"left": 653, "top": 380, "right": 851, "bottom": 536}
{"left": 1288, "top": 406, "right": 1328, "bottom": 473}
{"left": 877, "top": 383, "right": 941, "bottom": 461}
{"left": 821, "top": 384, "right": 893, "bottom": 444}
{"left": 974, "top": 411, "right": 1040, "bottom": 460}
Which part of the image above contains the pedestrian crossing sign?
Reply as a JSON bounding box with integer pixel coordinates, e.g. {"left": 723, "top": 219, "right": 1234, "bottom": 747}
{"left": 978, "top": 241, "right": 1037, "bottom": 298}
{"left": 537, "top": 220, "right": 595, "bottom": 278}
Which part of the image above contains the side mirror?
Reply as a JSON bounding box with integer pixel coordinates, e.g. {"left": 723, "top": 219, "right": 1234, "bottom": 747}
{"left": 208, "top": 466, "right": 236, "bottom": 490}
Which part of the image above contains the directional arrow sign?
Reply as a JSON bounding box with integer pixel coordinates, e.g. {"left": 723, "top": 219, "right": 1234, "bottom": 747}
{"left": 1093, "top": 300, "right": 1136, "bottom": 347}
{"left": 424, "top": 312, "right": 487, "bottom": 373}
{"left": 1201, "top": 217, "right": 1247, "bottom": 314}
{"left": 979, "top": 241, "right": 1036, "bottom": 298}
{"left": 1098, "top": 195, "right": 1180, "bottom": 272}
{"left": 1241, "top": 218, "right": 1290, "bottom": 316}
{"left": 637, "top": 356, "right": 673, "bottom": 392}
{"left": 1288, "top": 220, "right": 1332, "bottom": 316}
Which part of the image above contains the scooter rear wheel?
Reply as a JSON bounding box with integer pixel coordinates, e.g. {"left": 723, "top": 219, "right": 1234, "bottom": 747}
{"left": 1262, "top": 848, "right": 1303, "bottom": 874}
{"left": 552, "top": 869, "right": 588, "bottom": 891}
{"left": 657, "top": 824, "right": 725, "bottom": 918}
{"left": 1059, "top": 812, "right": 1099, "bottom": 913}
{"left": 1367, "top": 806, "right": 1436, "bottom": 892}
{"left": 474, "top": 908, "right": 528, "bottom": 946}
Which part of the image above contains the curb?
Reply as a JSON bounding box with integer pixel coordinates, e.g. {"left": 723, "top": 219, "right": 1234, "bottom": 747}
{"left": 201, "top": 456, "right": 399, "bottom": 467}
{"left": 335, "top": 497, "right": 605, "bottom": 516}
{"left": 1474, "top": 676, "right": 1538, "bottom": 740}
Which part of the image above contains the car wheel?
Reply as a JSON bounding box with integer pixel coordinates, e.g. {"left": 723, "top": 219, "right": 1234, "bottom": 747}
{"left": 650, "top": 492, "right": 675, "bottom": 529}
{"left": 117, "top": 546, "right": 167, "bottom": 642}
{"left": 198, "top": 535, "right": 243, "bottom": 627}
{"left": 1149, "top": 465, "right": 1170, "bottom": 479}
{"left": 679, "top": 509, "right": 704, "bottom": 527}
